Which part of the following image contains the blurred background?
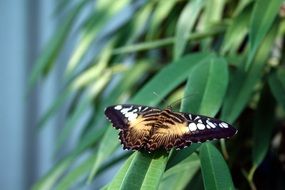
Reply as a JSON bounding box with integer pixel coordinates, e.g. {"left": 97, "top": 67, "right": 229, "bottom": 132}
{"left": 0, "top": 1, "right": 64, "bottom": 189}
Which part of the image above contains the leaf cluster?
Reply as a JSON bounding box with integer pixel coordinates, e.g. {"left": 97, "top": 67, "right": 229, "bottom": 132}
{"left": 31, "top": 0, "right": 285, "bottom": 189}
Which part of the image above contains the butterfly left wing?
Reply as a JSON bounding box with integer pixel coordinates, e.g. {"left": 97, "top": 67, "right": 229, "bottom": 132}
{"left": 104, "top": 104, "right": 160, "bottom": 150}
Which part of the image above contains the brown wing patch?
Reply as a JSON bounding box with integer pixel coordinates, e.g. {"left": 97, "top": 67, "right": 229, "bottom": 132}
{"left": 119, "top": 115, "right": 153, "bottom": 150}
{"left": 146, "top": 122, "right": 191, "bottom": 151}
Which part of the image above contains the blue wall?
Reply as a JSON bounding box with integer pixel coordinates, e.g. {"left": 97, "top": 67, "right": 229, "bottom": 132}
{"left": 0, "top": 1, "right": 60, "bottom": 189}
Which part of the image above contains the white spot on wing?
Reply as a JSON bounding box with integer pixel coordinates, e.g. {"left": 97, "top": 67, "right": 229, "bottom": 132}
{"left": 114, "top": 105, "right": 122, "bottom": 110}
{"left": 197, "top": 123, "right": 205, "bottom": 130}
{"left": 198, "top": 119, "right": 202, "bottom": 123}
{"left": 220, "top": 122, "right": 229, "bottom": 128}
{"left": 142, "top": 107, "right": 148, "bottom": 111}
{"left": 206, "top": 120, "right": 216, "bottom": 128}
{"left": 188, "top": 114, "right": 192, "bottom": 120}
{"left": 188, "top": 123, "right": 197, "bottom": 131}
{"left": 121, "top": 107, "right": 132, "bottom": 114}
{"left": 194, "top": 116, "right": 200, "bottom": 120}
{"left": 125, "top": 112, "right": 138, "bottom": 122}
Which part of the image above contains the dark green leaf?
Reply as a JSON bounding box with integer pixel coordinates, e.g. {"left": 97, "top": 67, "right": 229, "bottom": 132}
{"left": 147, "top": 0, "right": 176, "bottom": 39}
{"left": 221, "top": 4, "right": 251, "bottom": 54}
{"left": 168, "top": 54, "right": 229, "bottom": 170}
{"left": 222, "top": 21, "right": 279, "bottom": 123}
{"left": 246, "top": 0, "right": 282, "bottom": 69}
{"left": 200, "top": 143, "right": 235, "bottom": 190}
{"left": 181, "top": 56, "right": 229, "bottom": 116}
{"left": 131, "top": 53, "right": 212, "bottom": 105}
{"left": 252, "top": 85, "right": 275, "bottom": 167}
{"left": 268, "top": 68, "right": 285, "bottom": 111}
{"left": 159, "top": 153, "right": 200, "bottom": 190}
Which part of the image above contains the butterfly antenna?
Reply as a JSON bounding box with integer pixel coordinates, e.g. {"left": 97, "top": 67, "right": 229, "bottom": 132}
{"left": 168, "top": 93, "right": 198, "bottom": 109}
{"left": 153, "top": 92, "right": 168, "bottom": 105}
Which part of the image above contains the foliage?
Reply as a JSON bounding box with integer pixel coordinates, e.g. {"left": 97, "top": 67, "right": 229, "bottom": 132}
{"left": 32, "top": 0, "right": 285, "bottom": 189}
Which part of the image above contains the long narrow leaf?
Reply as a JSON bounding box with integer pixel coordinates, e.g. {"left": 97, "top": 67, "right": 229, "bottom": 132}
{"left": 246, "top": 0, "right": 282, "bottom": 69}
{"left": 169, "top": 54, "right": 229, "bottom": 171}
{"left": 268, "top": 69, "right": 285, "bottom": 111}
{"left": 174, "top": 0, "right": 204, "bottom": 59}
{"left": 200, "top": 143, "right": 235, "bottom": 190}
{"left": 252, "top": 85, "right": 275, "bottom": 167}
{"left": 159, "top": 153, "right": 200, "bottom": 190}
{"left": 221, "top": 20, "right": 279, "bottom": 123}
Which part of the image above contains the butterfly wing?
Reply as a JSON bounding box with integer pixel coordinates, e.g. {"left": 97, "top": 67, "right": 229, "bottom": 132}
{"left": 146, "top": 110, "right": 237, "bottom": 151}
{"left": 104, "top": 104, "right": 161, "bottom": 150}
{"left": 180, "top": 112, "right": 237, "bottom": 144}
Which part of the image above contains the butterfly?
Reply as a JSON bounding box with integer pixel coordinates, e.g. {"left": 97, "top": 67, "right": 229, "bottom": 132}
{"left": 104, "top": 104, "right": 237, "bottom": 152}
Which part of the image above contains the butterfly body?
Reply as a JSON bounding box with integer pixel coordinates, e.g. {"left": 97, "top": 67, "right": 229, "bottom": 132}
{"left": 105, "top": 104, "right": 237, "bottom": 152}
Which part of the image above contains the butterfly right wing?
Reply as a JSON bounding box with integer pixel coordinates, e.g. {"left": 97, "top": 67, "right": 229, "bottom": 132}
{"left": 180, "top": 112, "right": 237, "bottom": 143}
{"left": 104, "top": 104, "right": 161, "bottom": 150}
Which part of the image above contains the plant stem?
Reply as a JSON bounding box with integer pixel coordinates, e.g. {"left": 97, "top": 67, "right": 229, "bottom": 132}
{"left": 112, "top": 27, "right": 226, "bottom": 55}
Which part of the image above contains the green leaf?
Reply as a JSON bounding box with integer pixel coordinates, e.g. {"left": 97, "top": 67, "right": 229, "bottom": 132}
{"left": 147, "top": 0, "right": 176, "bottom": 39}
{"left": 55, "top": 69, "right": 112, "bottom": 152}
{"left": 199, "top": 0, "right": 225, "bottom": 50}
{"left": 246, "top": 0, "right": 282, "bottom": 69}
{"left": 112, "top": 27, "right": 226, "bottom": 55}
{"left": 185, "top": 170, "right": 204, "bottom": 190}
{"left": 87, "top": 127, "right": 120, "bottom": 182}
{"left": 166, "top": 144, "right": 200, "bottom": 169}
{"left": 268, "top": 68, "right": 285, "bottom": 111}
{"left": 168, "top": 54, "right": 229, "bottom": 171}
{"left": 221, "top": 20, "right": 279, "bottom": 123}
{"left": 159, "top": 153, "right": 200, "bottom": 190}
{"left": 56, "top": 154, "right": 96, "bottom": 190}
{"left": 109, "top": 151, "right": 168, "bottom": 190}
{"left": 233, "top": 0, "right": 253, "bottom": 16}
{"left": 38, "top": 40, "right": 113, "bottom": 129}
{"left": 181, "top": 56, "right": 229, "bottom": 116}
{"left": 252, "top": 85, "right": 275, "bottom": 167}
{"left": 32, "top": 156, "right": 75, "bottom": 190}
{"left": 131, "top": 52, "right": 212, "bottom": 105}
{"left": 174, "top": 0, "right": 204, "bottom": 59}
{"left": 203, "top": 0, "right": 225, "bottom": 26}
{"left": 66, "top": 0, "right": 131, "bottom": 75}
{"left": 200, "top": 143, "right": 235, "bottom": 190}
{"left": 221, "top": 3, "right": 251, "bottom": 54}
{"left": 28, "top": 0, "right": 87, "bottom": 89}
{"left": 106, "top": 153, "right": 135, "bottom": 189}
